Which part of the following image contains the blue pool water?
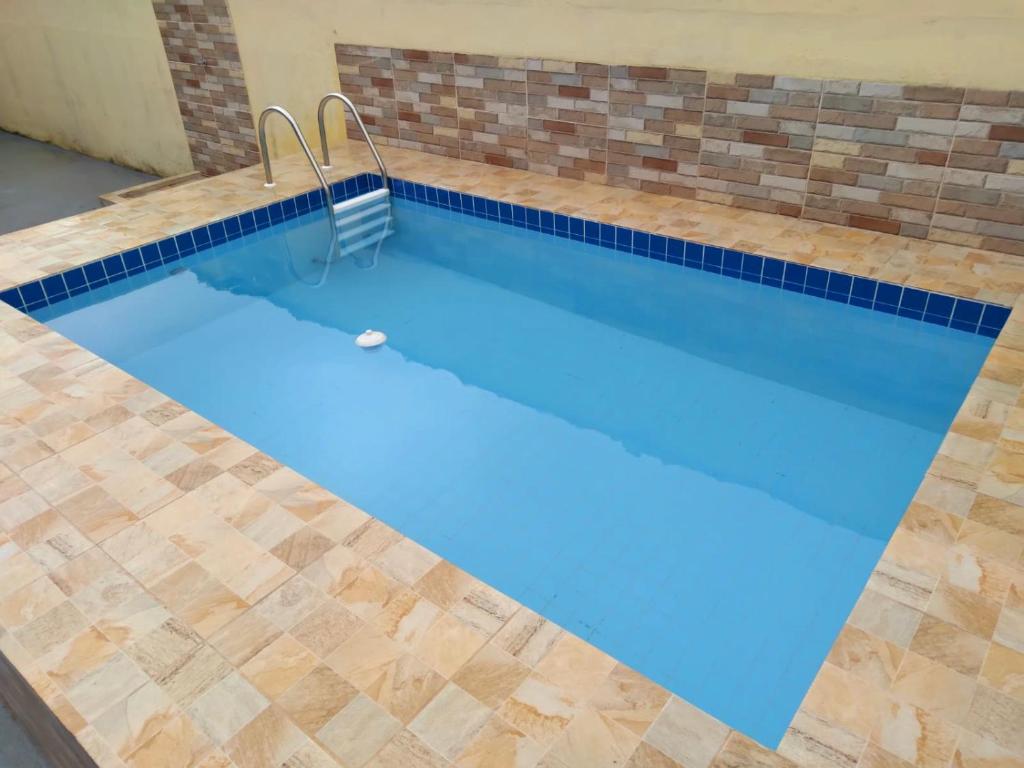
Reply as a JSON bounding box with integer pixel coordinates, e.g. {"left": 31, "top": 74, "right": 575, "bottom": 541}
{"left": 34, "top": 197, "right": 992, "bottom": 745}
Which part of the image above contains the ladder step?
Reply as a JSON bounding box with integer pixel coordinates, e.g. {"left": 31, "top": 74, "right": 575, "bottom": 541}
{"left": 332, "top": 188, "right": 389, "bottom": 215}
{"left": 338, "top": 216, "right": 391, "bottom": 241}
{"left": 337, "top": 229, "right": 394, "bottom": 257}
{"left": 335, "top": 201, "right": 391, "bottom": 228}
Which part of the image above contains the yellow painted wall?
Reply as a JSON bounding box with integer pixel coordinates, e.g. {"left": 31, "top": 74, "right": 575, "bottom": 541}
{"left": 228, "top": 0, "right": 1024, "bottom": 161}
{"left": 5, "top": 1, "right": 1019, "bottom": 175}
{"left": 227, "top": 0, "right": 348, "bottom": 162}
{"left": 317, "top": 0, "right": 1024, "bottom": 90}
{"left": 0, "top": 1, "right": 192, "bottom": 177}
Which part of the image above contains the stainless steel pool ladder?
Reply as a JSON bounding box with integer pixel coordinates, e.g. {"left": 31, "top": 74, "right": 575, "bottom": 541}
{"left": 257, "top": 105, "right": 340, "bottom": 261}
{"left": 317, "top": 92, "right": 389, "bottom": 189}
{"left": 316, "top": 93, "right": 393, "bottom": 265}
{"left": 257, "top": 99, "right": 393, "bottom": 265}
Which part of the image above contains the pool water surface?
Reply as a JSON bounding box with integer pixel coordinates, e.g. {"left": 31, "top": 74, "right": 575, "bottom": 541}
{"left": 33, "top": 195, "right": 993, "bottom": 745}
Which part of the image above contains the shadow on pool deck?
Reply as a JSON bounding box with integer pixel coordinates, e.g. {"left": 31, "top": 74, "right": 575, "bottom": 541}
{"left": 0, "top": 129, "right": 158, "bottom": 236}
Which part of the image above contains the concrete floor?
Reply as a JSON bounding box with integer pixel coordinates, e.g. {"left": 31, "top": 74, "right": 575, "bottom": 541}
{"left": 0, "top": 129, "right": 153, "bottom": 767}
{"left": 0, "top": 701, "right": 52, "bottom": 768}
{"left": 0, "top": 129, "right": 157, "bottom": 235}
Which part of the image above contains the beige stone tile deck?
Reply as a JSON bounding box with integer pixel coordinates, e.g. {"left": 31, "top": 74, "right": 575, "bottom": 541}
{"left": 0, "top": 142, "right": 1022, "bottom": 768}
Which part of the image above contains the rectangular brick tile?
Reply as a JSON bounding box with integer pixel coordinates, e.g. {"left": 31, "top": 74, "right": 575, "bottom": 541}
{"left": 335, "top": 44, "right": 399, "bottom": 144}
{"left": 930, "top": 89, "right": 1024, "bottom": 256}
{"left": 526, "top": 59, "right": 609, "bottom": 182}
{"left": 804, "top": 80, "right": 961, "bottom": 238}
{"left": 392, "top": 49, "right": 459, "bottom": 158}
{"left": 454, "top": 54, "right": 528, "bottom": 169}
{"left": 697, "top": 72, "right": 822, "bottom": 217}
{"left": 153, "top": 0, "right": 259, "bottom": 175}
{"left": 607, "top": 65, "right": 707, "bottom": 198}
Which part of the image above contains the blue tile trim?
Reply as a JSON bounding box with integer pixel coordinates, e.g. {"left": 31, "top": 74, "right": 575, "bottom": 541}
{"left": 0, "top": 287, "right": 24, "bottom": 311}
{"left": 6, "top": 171, "right": 1011, "bottom": 339}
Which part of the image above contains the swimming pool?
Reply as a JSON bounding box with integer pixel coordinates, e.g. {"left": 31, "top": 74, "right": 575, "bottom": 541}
{"left": 26, "top": 178, "right": 995, "bottom": 746}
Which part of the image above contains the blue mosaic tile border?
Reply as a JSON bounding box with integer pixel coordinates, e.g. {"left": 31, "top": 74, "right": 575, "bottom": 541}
{"left": 0, "top": 173, "right": 380, "bottom": 315}
{"left": 387, "top": 178, "right": 1010, "bottom": 338}
{"left": 1, "top": 171, "right": 1011, "bottom": 338}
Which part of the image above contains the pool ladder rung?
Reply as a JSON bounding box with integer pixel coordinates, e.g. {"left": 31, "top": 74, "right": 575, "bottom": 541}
{"left": 333, "top": 188, "right": 389, "bottom": 218}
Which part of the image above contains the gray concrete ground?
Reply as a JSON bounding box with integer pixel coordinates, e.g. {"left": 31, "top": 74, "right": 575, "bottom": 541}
{"left": 0, "top": 701, "right": 52, "bottom": 768}
{"left": 0, "top": 129, "right": 153, "bottom": 767}
{"left": 0, "top": 129, "right": 157, "bottom": 235}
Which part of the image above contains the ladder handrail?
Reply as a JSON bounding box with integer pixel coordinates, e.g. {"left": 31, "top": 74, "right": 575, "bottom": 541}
{"left": 257, "top": 105, "right": 339, "bottom": 252}
{"left": 317, "top": 92, "right": 390, "bottom": 189}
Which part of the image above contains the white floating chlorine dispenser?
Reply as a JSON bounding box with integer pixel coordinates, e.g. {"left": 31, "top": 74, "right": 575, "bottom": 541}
{"left": 355, "top": 329, "right": 387, "bottom": 349}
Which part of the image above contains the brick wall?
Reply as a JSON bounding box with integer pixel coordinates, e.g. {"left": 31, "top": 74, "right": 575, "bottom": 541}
{"left": 805, "top": 82, "right": 962, "bottom": 238}
{"left": 526, "top": 60, "right": 609, "bottom": 184}
{"left": 932, "top": 91, "right": 1024, "bottom": 255}
{"left": 699, "top": 74, "right": 821, "bottom": 217}
{"left": 336, "top": 45, "right": 399, "bottom": 145}
{"left": 336, "top": 44, "right": 1024, "bottom": 258}
{"left": 607, "top": 66, "right": 706, "bottom": 198}
{"left": 152, "top": 0, "right": 259, "bottom": 176}
{"left": 455, "top": 55, "right": 529, "bottom": 170}
{"left": 393, "top": 49, "right": 460, "bottom": 158}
